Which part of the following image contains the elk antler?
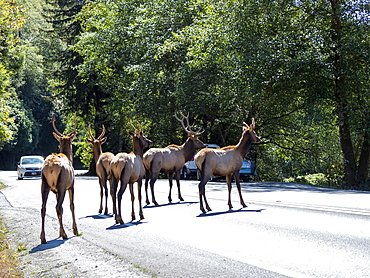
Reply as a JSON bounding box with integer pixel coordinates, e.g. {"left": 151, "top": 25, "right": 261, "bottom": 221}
{"left": 88, "top": 125, "right": 106, "bottom": 140}
{"left": 87, "top": 125, "right": 94, "bottom": 139}
{"left": 67, "top": 116, "right": 77, "bottom": 137}
{"left": 51, "top": 114, "right": 64, "bottom": 137}
{"left": 174, "top": 112, "right": 204, "bottom": 136}
{"left": 243, "top": 118, "right": 255, "bottom": 131}
{"left": 98, "top": 125, "right": 106, "bottom": 139}
{"left": 129, "top": 121, "right": 143, "bottom": 135}
{"left": 52, "top": 114, "right": 77, "bottom": 137}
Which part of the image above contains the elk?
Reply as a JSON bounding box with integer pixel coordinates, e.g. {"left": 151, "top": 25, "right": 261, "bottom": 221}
{"left": 195, "top": 118, "right": 260, "bottom": 214}
{"left": 143, "top": 112, "right": 206, "bottom": 206}
{"left": 86, "top": 125, "right": 115, "bottom": 215}
{"left": 40, "top": 116, "right": 78, "bottom": 244}
{"left": 110, "top": 122, "right": 152, "bottom": 224}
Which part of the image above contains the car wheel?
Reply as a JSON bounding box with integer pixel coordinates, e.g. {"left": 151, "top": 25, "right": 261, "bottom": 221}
{"left": 18, "top": 175, "right": 23, "bottom": 180}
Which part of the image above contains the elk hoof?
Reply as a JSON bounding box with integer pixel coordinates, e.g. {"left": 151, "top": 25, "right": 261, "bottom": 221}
{"left": 179, "top": 197, "right": 184, "bottom": 201}
{"left": 153, "top": 201, "right": 159, "bottom": 206}
{"left": 99, "top": 208, "right": 103, "bottom": 214}
{"left": 40, "top": 237, "right": 46, "bottom": 244}
{"left": 242, "top": 203, "right": 247, "bottom": 208}
{"left": 140, "top": 214, "right": 144, "bottom": 220}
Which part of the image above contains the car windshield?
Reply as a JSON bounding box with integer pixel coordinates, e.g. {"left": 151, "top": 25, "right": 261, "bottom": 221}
{"left": 21, "top": 158, "right": 43, "bottom": 165}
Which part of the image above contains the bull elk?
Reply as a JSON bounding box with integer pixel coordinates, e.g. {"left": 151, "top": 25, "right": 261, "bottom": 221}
{"left": 195, "top": 118, "right": 260, "bottom": 213}
{"left": 86, "top": 125, "right": 115, "bottom": 215}
{"left": 40, "top": 116, "right": 78, "bottom": 244}
{"left": 143, "top": 112, "right": 206, "bottom": 206}
{"left": 110, "top": 121, "right": 152, "bottom": 224}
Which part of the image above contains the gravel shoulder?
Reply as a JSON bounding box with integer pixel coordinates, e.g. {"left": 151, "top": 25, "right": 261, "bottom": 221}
{"left": 0, "top": 190, "right": 153, "bottom": 278}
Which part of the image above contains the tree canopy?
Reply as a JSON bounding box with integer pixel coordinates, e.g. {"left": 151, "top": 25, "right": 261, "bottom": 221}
{"left": 0, "top": 0, "right": 369, "bottom": 189}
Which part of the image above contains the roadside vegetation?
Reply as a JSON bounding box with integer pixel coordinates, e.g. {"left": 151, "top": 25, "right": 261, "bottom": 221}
{"left": 0, "top": 183, "right": 23, "bottom": 278}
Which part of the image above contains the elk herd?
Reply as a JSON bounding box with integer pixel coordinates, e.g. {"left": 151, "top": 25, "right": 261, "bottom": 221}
{"left": 39, "top": 113, "right": 260, "bottom": 244}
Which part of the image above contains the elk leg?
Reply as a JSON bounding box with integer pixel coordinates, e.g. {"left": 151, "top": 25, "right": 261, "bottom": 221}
{"left": 116, "top": 180, "right": 128, "bottom": 225}
{"left": 129, "top": 182, "right": 136, "bottom": 221}
{"left": 137, "top": 179, "right": 144, "bottom": 220}
{"left": 226, "top": 175, "right": 233, "bottom": 210}
{"left": 167, "top": 172, "right": 173, "bottom": 203}
{"left": 144, "top": 170, "right": 150, "bottom": 205}
{"left": 174, "top": 171, "right": 184, "bottom": 201}
{"left": 68, "top": 186, "right": 78, "bottom": 236}
{"left": 110, "top": 176, "right": 118, "bottom": 217}
{"left": 103, "top": 177, "right": 109, "bottom": 215}
{"left": 56, "top": 189, "right": 68, "bottom": 239}
{"left": 98, "top": 176, "right": 104, "bottom": 214}
{"left": 40, "top": 181, "right": 50, "bottom": 244}
{"left": 198, "top": 179, "right": 211, "bottom": 213}
{"left": 150, "top": 175, "right": 159, "bottom": 206}
{"left": 235, "top": 173, "right": 247, "bottom": 208}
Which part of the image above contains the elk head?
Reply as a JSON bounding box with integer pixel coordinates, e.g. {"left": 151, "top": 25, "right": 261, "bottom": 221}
{"left": 243, "top": 118, "right": 260, "bottom": 143}
{"left": 129, "top": 121, "right": 153, "bottom": 151}
{"left": 86, "top": 125, "right": 107, "bottom": 162}
{"left": 51, "top": 115, "right": 77, "bottom": 161}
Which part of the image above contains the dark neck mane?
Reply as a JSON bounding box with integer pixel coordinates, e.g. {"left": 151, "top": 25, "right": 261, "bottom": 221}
{"left": 182, "top": 138, "right": 196, "bottom": 162}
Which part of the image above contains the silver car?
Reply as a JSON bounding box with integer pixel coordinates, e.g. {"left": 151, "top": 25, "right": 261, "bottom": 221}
{"left": 17, "top": 155, "right": 44, "bottom": 180}
{"left": 181, "top": 144, "right": 220, "bottom": 180}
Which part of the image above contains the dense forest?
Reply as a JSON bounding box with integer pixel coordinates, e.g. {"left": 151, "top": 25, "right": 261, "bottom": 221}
{"left": 0, "top": 0, "right": 369, "bottom": 189}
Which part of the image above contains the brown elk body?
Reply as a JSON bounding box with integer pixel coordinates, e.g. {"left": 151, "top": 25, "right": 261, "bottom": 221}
{"left": 86, "top": 125, "right": 115, "bottom": 215}
{"left": 143, "top": 113, "right": 206, "bottom": 206}
{"left": 110, "top": 122, "right": 152, "bottom": 224}
{"left": 195, "top": 119, "right": 260, "bottom": 213}
{"left": 40, "top": 117, "right": 78, "bottom": 244}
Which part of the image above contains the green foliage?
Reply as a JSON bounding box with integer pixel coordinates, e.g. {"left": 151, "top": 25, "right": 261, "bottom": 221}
{"left": 0, "top": 0, "right": 369, "bottom": 187}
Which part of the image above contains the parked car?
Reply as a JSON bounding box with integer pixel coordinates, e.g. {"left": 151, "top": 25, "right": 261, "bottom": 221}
{"left": 239, "top": 152, "right": 257, "bottom": 182}
{"left": 17, "top": 155, "right": 44, "bottom": 180}
{"left": 181, "top": 144, "right": 220, "bottom": 180}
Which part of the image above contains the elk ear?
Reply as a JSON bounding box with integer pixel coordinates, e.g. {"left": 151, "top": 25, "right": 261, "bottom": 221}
{"left": 250, "top": 118, "right": 255, "bottom": 131}
{"left": 128, "top": 131, "right": 135, "bottom": 137}
{"left": 53, "top": 132, "right": 61, "bottom": 142}
{"left": 101, "top": 137, "right": 107, "bottom": 144}
{"left": 86, "top": 138, "right": 94, "bottom": 144}
{"left": 69, "top": 132, "right": 77, "bottom": 141}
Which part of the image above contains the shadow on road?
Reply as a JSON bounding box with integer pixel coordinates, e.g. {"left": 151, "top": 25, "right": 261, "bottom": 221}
{"left": 106, "top": 220, "right": 145, "bottom": 230}
{"left": 30, "top": 237, "right": 70, "bottom": 253}
{"left": 80, "top": 214, "right": 114, "bottom": 220}
{"left": 197, "top": 207, "right": 265, "bottom": 217}
{"left": 144, "top": 201, "right": 198, "bottom": 208}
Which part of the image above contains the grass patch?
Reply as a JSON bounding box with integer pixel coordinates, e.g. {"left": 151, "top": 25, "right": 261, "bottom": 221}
{"left": 0, "top": 182, "right": 23, "bottom": 277}
{"left": 0, "top": 218, "right": 23, "bottom": 278}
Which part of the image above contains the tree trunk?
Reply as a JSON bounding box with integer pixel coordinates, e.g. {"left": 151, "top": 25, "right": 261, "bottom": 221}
{"left": 357, "top": 131, "right": 370, "bottom": 184}
{"left": 330, "top": 0, "right": 358, "bottom": 188}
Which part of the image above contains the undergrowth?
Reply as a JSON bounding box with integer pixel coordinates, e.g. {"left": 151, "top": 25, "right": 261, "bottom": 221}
{"left": 0, "top": 183, "right": 23, "bottom": 278}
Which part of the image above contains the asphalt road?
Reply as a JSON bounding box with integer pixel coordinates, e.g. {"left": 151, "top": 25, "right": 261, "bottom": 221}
{"left": 0, "top": 170, "right": 369, "bottom": 278}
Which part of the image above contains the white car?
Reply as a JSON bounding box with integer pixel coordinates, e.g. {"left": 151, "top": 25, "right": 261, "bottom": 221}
{"left": 17, "top": 155, "right": 44, "bottom": 180}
